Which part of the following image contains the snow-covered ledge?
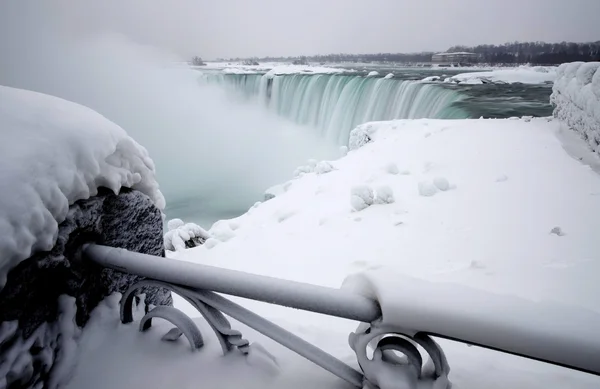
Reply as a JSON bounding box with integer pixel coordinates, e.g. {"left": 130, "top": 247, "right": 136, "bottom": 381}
{"left": 0, "top": 86, "right": 170, "bottom": 389}
{"left": 551, "top": 62, "right": 600, "bottom": 155}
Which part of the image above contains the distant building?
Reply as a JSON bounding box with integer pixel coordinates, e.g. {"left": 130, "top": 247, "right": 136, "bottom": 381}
{"left": 431, "top": 52, "right": 478, "bottom": 65}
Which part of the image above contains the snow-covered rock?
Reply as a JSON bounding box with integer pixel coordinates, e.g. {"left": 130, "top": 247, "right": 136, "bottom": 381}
{"left": 350, "top": 185, "right": 374, "bottom": 211}
{"left": 418, "top": 181, "right": 438, "bottom": 197}
{"left": 384, "top": 73, "right": 394, "bottom": 79}
{"left": 0, "top": 190, "right": 171, "bottom": 389}
{"left": 433, "top": 177, "right": 451, "bottom": 191}
{"left": 551, "top": 62, "right": 600, "bottom": 156}
{"left": 164, "top": 219, "right": 210, "bottom": 251}
{"left": 315, "top": 161, "right": 335, "bottom": 175}
{"left": 374, "top": 185, "right": 395, "bottom": 204}
{"left": 384, "top": 162, "right": 400, "bottom": 175}
{"left": 0, "top": 85, "right": 165, "bottom": 290}
{"left": 367, "top": 71, "right": 379, "bottom": 77}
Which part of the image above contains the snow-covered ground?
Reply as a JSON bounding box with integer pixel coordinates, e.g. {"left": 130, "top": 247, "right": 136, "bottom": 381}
{"left": 435, "top": 66, "right": 556, "bottom": 85}
{"left": 0, "top": 85, "right": 164, "bottom": 289}
{"left": 68, "top": 117, "right": 600, "bottom": 389}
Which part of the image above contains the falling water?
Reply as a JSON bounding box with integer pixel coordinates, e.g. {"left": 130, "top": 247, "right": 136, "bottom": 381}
{"left": 202, "top": 73, "right": 469, "bottom": 144}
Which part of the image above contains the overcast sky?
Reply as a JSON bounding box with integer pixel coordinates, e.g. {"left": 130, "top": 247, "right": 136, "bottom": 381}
{"left": 3, "top": 0, "right": 600, "bottom": 60}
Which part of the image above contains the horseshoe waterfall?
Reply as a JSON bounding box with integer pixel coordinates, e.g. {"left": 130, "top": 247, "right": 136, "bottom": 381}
{"left": 202, "top": 73, "right": 469, "bottom": 144}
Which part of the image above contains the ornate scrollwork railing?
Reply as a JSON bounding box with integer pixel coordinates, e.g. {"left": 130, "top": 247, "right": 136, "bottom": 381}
{"left": 84, "top": 244, "right": 600, "bottom": 389}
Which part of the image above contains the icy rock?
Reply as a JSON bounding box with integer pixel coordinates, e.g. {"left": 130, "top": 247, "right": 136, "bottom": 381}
{"left": 550, "top": 226, "right": 566, "bottom": 236}
{"left": 0, "top": 190, "right": 171, "bottom": 389}
{"left": 164, "top": 220, "right": 210, "bottom": 251}
{"left": 385, "top": 162, "right": 400, "bottom": 175}
{"left": 315, "top": 161, "right": 335, "bottom": 174}
{"left": 433, "top": 177, "right": 451, "bottom": 191}
{"left": 0, "top": 86, "right": 165, "bottom": 291}
{"left": 351, "top": 185, "right": 374, "bottom": 211}
{"left": 374, "top": 186, "right": 395, "bottom": 204}
{"left": 349, "top": 123, "right": 377, "bottom": 150}
{"left": 418, "top": 181, "right": 438, "bottom": 197}
{"left": 367, "top": 71, "right": 379, "bottom": 77}
{"left": 384, "top": 73, "right": 394, "bottom": 79}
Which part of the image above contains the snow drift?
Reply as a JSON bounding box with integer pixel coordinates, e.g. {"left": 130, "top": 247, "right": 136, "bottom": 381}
{"left": 0, "top": 85, "right": 164, "bottom": 290}
{"left": 551, "top": 62, "right": 600, "bottom": 155}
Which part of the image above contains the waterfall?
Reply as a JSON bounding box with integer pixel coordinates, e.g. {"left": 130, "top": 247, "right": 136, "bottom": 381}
{"left": 201, "top": 73, "right": 468, "bottom": 145}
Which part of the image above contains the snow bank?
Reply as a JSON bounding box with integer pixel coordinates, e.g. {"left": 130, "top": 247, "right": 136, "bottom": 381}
{"left": 551, "top": 62, "right": 600, "bottom": 155}
{"left": 166, "top": 117, "right": 600, "bottom": 389}
{"left": 446, "top": 66, "right": 556, "bottom": 85}
{"left": 0, "top": 85, "right": 164, "bottom": 290}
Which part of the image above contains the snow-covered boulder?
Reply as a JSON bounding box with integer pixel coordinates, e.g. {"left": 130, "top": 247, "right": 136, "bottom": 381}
{"left": 367, "top": 71, "right": 379, "bottom": 77}
{"left": 351, "top": 185, "right": 374, "bottom": 211}
{"left": 0, "top": 86, "right": 170, "bottom": 389}
{"left": 374, "top": 185, "right": 395, "bottom": 204}
{"left": 0, "top": 85, "right": 165, "bottom": 289}
{"left": 551, "top": 62, "right": 600, "bottom": 155}
{"left": 164, "top": 219, "right": 210, "bottom": 251}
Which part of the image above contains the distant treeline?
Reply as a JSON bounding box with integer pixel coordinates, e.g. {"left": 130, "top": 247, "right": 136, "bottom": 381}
{"left": 217, "top": 41, "right": 600, "bottom": 65}
{"left": 447, "top": 41, "right": 600, "bottom": 65}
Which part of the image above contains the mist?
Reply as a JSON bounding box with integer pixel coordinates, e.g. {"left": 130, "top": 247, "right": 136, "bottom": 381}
{"left": 0, "top": 4, "right": 337, "bottom": 225}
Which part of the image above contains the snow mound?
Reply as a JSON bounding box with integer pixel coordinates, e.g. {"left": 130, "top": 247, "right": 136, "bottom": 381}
{"left": 418, "top": 181, "right": 439, "bottom": 197}
{"left": 374, "top": 185, "right": 395, "bottom": 204}
{"left": 433, "top": 177, "right": 451, "bottom": 191}
{"left": 164, "top": 220, "right": 211, "bottom": 252}
{"left": 0, "top": 85, "right": 164, "bottom": 290}
{"left": 209, "top": 220, "right": 237, "bottom": 242}
{"left": 367, "top": 71, "right": 379, "bottom": 77}
{"left": 315, "top": 161, "right": 335, "bottom": 175}
{"left": 294, "top": 160, "right": 336, "bottom": 177}
{"left": 350, "top": 185, "right": 374, "bottom": 211}
{"left": 384, "top": 162, "right": 400, "bottom": 175}
{"left": 421, "top": 76, "right": 441, "bottom": 82}
{"left": 551, "top": 62, "right": 600, "bottom": 155}
{"left": 384, "top": 73, "right": 394, "bottom": 79}
{"left": 447, "top": 66, "right": 556, "bottom": 85}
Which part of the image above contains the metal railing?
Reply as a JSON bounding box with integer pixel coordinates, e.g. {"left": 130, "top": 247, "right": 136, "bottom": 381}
{"left": 84, "top": 244, "right": 600, "bottom": 389}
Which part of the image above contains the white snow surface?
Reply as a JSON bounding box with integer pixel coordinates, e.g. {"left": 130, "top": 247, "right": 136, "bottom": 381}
{"left": 551, "top": 62, "right": 600, "bottom": 155}
{"left": 447, "top": 66, "right": 556, "bottom": 85}
{"left": 69, "top": 118, "right": 600, "bottom": 389}
{"left": 0, "top": 85, "right": 164, "bottom": 290}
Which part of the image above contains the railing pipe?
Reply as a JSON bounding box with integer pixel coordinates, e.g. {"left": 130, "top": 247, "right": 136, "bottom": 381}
{"left": 83, "top": 244, "right": 381, "bottom": 323}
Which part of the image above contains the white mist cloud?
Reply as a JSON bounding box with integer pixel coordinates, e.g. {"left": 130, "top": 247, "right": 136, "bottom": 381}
{"left": 0, "top": 2, "right": 337, "bottom": 224}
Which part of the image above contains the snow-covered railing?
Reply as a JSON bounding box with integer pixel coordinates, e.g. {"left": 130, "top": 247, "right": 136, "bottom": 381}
{"left": 83, "top": 244, "right": 600, "bottom": 389}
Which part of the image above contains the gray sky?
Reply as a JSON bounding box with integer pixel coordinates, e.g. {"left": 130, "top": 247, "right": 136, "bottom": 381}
{"left": 3, "top": 0, "right": 600, "bottom": 59}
